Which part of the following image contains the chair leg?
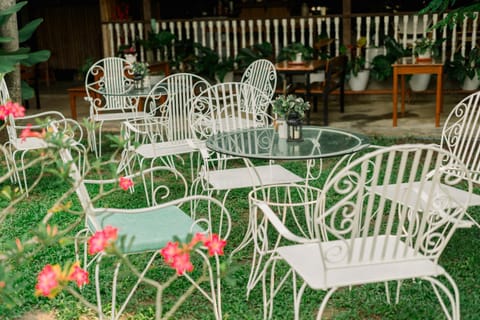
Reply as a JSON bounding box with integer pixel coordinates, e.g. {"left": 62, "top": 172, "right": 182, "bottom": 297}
{"left": 323, "top": 92, "right": 329, "bottom": 126}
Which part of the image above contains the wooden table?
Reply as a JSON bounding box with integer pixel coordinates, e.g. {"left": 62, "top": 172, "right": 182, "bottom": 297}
{"left": 392, "top": 58, "right": 444, "bottom": 127}
{"left": 275, "top": 60, "right": 326, "bottom": 96}
{"left": 67, "top": 86, "right": 87, "bottom": 120}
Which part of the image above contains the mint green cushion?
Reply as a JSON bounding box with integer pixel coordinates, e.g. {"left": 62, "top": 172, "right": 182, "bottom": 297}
{"left": 89, "top": 206, "right": 204, "bottom": 254}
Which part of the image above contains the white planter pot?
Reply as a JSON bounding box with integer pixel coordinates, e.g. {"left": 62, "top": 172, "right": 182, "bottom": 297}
{"left": 462, "top": 77, "right": 480, "bottom": 91}
{"left": 276, "top": 119, "right": 288, "bottom": 139}
{"left": 215, "top": 71, "right": 234, "bottom": 83}
{"left": 348, "top": 70, "right": 370, "bottom": 91}
{"left": 294, "top": 52, "right": 303, "bottom": 63}
{"left": 409, "top": 74, "right": 431, "bottom": 92}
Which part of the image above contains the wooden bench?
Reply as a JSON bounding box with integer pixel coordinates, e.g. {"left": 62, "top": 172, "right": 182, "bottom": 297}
{"left": 67, "top": 86, "right": 87, "bottom": 120}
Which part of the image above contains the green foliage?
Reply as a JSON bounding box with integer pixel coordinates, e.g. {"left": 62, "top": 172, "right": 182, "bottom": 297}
{"left": 346, "top": 37, "right": 367, "bottom": 77}
{"left": 235, "top": 42, "right": 273, "bottom": 70}
{"left": 272, "top": 94, "right": 310, "bottom": 119}
{"left": 420, "top": 0, "right": 480, "bottom": 29}
{"left": 193, "top": 45, "right": 235, "bottom": 83}
{"left": 370, "top": 36, "right": 411, "bottom": 81}
{"left": 277, "top": 42, "right": 314, "bottom": 62}
{"left": 413, "top": 37, "right": 444, "bottom": 58}
{"left": 137, "top": 19, "right": 175, "bottom": 56}
{"left": 0, "top": 1, "right": 51, "bottom": 99}
{"left": 446, "top": 47, "right": 480, "bottom": 82}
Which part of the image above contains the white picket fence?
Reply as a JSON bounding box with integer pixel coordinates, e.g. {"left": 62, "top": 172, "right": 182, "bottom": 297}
{"left": 101, "top": 12, "right": 479, "bottom": 65}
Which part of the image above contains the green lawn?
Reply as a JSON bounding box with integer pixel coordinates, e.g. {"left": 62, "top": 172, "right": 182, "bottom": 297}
{"left": 2, "top": 135, "right": 480, "bottom": 320}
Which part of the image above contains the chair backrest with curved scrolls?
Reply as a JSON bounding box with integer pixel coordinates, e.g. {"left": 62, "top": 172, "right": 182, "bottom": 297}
{"left": 241, "top": 59, "right": 277, "bottom": 100}
{"left": 84, "top": 57, "right": 135, "bottom": 113}
{"left": 144, "top": 73, "right": 211, "bottom": 142}
{"left": 441, "top": 91, "right": 480, "bottom": 183}
{"left": 317, "top": 144, "right": 471, "bottom": 270}
{"left": 190, "top": 81, "right": 273, "bottom": 141}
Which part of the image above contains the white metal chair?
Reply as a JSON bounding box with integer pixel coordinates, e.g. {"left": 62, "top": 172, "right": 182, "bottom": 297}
{"left": 58, "top": 145, "right": 231, "bottom": 320}
{"left": 254, "top": 144, "right": 471, "bottom": 320}
{"left": 189, "top": 82, "right": 304, "bottom": 257}
{"left": 85, "top": 57, "right": 148, "bottom": 157}
{"left": 373, "top": 91, "right": 480, "bottom": 229}
{"left": 120, "top": 73, "right": 210, "bottom": 186}
{"left": 241, "top": 59, "right": 277, "bottom": 100}
{"left": 4, "top": 110, "right": 85, "bottom": 196}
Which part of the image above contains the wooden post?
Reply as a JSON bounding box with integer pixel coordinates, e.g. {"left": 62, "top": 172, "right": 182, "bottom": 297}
{"left": 342, "top": 0, "right": 352, "bottom": 46}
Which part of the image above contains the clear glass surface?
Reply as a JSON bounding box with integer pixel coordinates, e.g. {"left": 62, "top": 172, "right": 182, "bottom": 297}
{"left": 206, "top": 126, "right": 370, "bottom": 160}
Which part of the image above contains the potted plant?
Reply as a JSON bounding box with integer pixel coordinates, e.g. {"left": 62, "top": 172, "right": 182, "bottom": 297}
{"left": 277, "top": 42, "right": 314, "bottom": 63}
{"left": 215, "top": 56, "right": 235, "bottom": 83}
{"left": 446, "top": 46, "right": 480, "bottom": 91}
{"left": 272, "top": 94, "right": 310, "bottom": 139}
{"left": 370, "top": 35, "right": 411, "bottom": 82}
{"left": 345, "top": 37, "right": 370, "bottom": 91}
{"left": 235, "top": 42, "right": 274, "bottom": 71}
{"left": 137, "top": 19, "right": 175, "bottom": 63}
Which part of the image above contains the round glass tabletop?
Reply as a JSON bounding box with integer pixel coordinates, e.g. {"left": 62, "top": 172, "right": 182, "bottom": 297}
{"left": 206, "top": 125, "right": 370, "bottom": 160}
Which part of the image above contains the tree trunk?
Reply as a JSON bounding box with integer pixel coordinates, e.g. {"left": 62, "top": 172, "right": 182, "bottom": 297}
{"left": 0, "top": 0, "right": 21, "bottom": 103}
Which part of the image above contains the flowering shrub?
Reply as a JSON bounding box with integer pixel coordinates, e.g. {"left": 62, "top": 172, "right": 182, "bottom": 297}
{"left": 0, "top": 101, "right": 25, "bottom": 120}
{"left": 35, "top": 262, "right": 89, "bottom": 299}
{"left": 161, "top": 232, "right": 227, "bottom": 275}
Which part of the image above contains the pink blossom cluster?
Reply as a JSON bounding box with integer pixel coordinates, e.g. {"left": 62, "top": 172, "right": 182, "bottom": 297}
{"left": 119, "top": 177, "right": 134, "bottom": 191}
{"left": 35, "top": 262, "right": 89, "bottom": 298}
{"left": 160, "top": 233, "right": 227, "bottom": 275}
{"left": 0, "top": 101, "right": 25, "bottom": 120}
{"left": 88, "top": 225, "right": 118, "bottom": 255}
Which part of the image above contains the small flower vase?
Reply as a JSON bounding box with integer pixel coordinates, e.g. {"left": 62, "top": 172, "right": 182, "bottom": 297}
{"left": 275, "top": 119, "right": 288, "bottom": 139}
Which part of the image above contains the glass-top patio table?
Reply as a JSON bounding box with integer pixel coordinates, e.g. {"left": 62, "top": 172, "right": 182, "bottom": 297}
{"left": 206, "top": 125, "right": 370, "bottom": 181}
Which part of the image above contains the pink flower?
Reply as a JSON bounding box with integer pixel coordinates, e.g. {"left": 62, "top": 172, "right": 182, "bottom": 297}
{"left": 160, "top": 241, "right": 180, "bottom": 264}
{"left": 0, "top": 101, "right": 25, "bottom": 120}
{"left": 119, "top": 177, "right": 133, "bottom": 191}
{"left": 190, "top": 232, "right": 207, "bottom": 247}
{"left": 204, "top": 234, "right": 227, "bottom": 256}
{"left": 35, "top": 264, "right": 61, "bottom": 298}
{"left": 171, "top": 252, "right": 194, "bottom": 275}
{"left": 88, "top": 226, "right": 118, "bottom": 255}
{"left": 20, "top": 124, "right": 46, "bottom": 141}
{"left": 68, "top": 263, "right": 89, "bottom": 288}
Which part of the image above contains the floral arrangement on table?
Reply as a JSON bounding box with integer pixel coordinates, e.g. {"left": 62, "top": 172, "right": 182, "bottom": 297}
{"left": 132, "top": 61, "right": 149, "bottom": 78}
{"left": 272, "top": 94, "right": 311, "bottom": 120}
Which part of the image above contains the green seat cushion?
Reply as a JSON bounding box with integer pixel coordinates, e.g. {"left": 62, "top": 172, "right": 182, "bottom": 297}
{"left": 88, "top": 206, "right": 204, "bottom": 254}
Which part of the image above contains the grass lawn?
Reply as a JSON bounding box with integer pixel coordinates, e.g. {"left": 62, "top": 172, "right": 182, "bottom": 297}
{"left": 1, "top": 134, "right": 480, "bottom": 319}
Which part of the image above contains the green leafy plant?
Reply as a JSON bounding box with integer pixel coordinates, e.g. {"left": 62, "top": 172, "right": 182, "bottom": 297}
{"left": 277, "top": 42, "right": 314, "bottom": 62}
{"left": 370, "top": 36, "right": 411, "bottom": 81}
{"left": 446, "top": 46, "right": 480, "bottom": 82}
{"left": 346, "top": 37, "right": 367, "bottom": 77}
{"left": 215, "top": 56, "right": 235, "bottom": 82}
{"left": 272, "top": 94, "right": 310, "bottom": 119}
{"left": 137, "top": 19, "right": 175, "bottom": 61}
{"left": 235, "top": 42, "right": 273, "bottom": 70}
{"left": 0, "top": 1, "right": 51, "bottom": 99}
{"left": 413, "top": 37, "right": 444, "bottom": 58}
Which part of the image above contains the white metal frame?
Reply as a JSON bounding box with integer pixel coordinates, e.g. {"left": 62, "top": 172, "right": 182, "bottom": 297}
{"left": 255, "top": 144, "right": 471, "bottom": 320}
{"left": 58, "top": 146, "right": 231, "bottom": 320}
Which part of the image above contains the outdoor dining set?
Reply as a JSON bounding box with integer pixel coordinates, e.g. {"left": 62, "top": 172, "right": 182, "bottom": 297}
{"left": 3, "top": 55, "right": 480, "bottom": 320}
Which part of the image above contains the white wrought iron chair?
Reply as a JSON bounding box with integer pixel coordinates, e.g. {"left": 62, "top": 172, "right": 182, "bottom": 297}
{"left": 254, "top": 144, "right": 471, "bottom": 320}
{"left": 189, "top": 82, "right": 304, "bottom": 256}
{"left": 4, "top": 110, "right": 85, "bottom": 196}
{"left": 372, "top": 91, "right": 480, "bottom": 229}
{"left": 58, "top": 145, "right": 231, "bottom": 320}
{"left": 120, "top": 73, "right": 210, "bottom": 186}
{"left": 241, "top": 59, "right": 277, "bottom": 100}
{"left": 85, "top": 57, "right": 148, "bottom": 157}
